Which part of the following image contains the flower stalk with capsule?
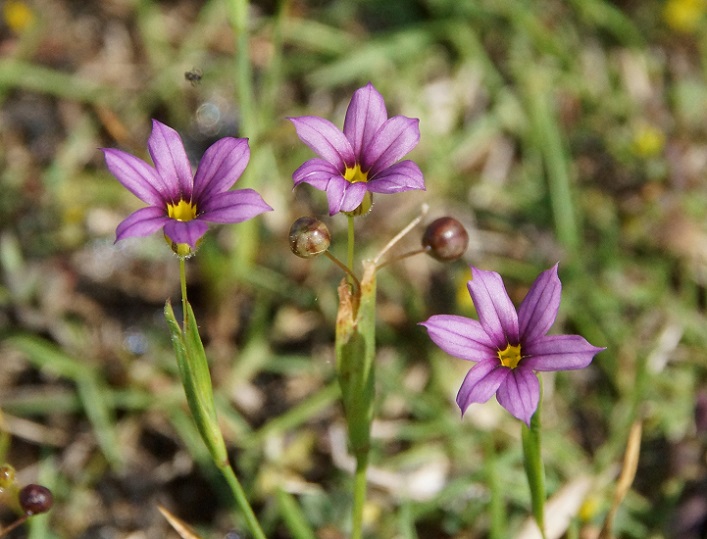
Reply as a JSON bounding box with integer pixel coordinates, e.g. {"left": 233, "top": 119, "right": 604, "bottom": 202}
{"left": 288, "top": 207, "right": 468, "bottom": 539}
{"left": 104, "top": 119, "right": 270, "bottom": 539}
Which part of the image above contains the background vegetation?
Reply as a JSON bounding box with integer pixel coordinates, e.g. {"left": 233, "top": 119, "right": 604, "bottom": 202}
{"left": 1, "top": 0, "right": 706, "bottom": 537}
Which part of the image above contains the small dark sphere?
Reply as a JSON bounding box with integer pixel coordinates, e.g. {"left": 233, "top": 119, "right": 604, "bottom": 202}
{"left": 422, "top": 217, "right": 469, "bottom": 261}
{"left": 19, "top": 484, "right": 53, "bottom": 515}
{"left": 289, "top": 217, "right": 331, "bottom": 258}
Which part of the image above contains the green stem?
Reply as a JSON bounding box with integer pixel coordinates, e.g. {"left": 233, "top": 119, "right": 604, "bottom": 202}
{"left": 179, "top": 257, "right": 188, "bottom": 328}
{"left": 485, "top": 434, "right": 505, "bottom": 539}
{"left": 521, "top": 382, "right": 547, "bottom": 539}
{"left": 347, "top": 214, "right": 355, "bottom": 275}
{"left": 218, "top": 462, "right": 268, "bottom": 539}
{"left": 351, "top": 455, "right": 369, "bottom": 539}
{"left": 173, "top": 257, "right": 266, "bottom": 539}
{"left": 335, "top": 264, "right": 377, "bottom": 539}
{"left": 324, "top": 251, "right": 360, "bottom": 294}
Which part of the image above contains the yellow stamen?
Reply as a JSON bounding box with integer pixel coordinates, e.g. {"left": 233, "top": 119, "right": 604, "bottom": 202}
{"left": 343, "top": 163, "right": 368, "bottom": 184}
{"left": 498, "top": 343, "right": 522, "bottom": 369}
{"left": 167, "top": 199, "right": 197, "bottom": 222}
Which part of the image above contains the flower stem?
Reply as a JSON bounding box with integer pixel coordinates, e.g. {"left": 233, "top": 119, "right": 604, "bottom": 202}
{"left": 218, "top": 461, "right": 268, "bottom": 539}
{"left": 372, "top": 203, "right": 428, "bottom": 266}
{"left": 335, "top": 264, "right": 377, "bottom": 539}
{"left": 173, "top": 258, "right": 267, "bottom": 539}
{"left": 521, "top": 382, "right": 547, "bottom": 539}
{"left": 351, "top": 455, "right": 369, "bottom": 539}
{"left": 374, "top": 247, "right": 427, "bottom": 270}
{"left": 347, "top": 214, "right": 355, "bottom": 276}
{"left": 324, "top": 251, "right": 361, "bottom": 294}
{"left": 0, "top": 515, "right": 28, "bottom": 537}
{"left": 179, "top": 257, "right": 188, "bottom": 327}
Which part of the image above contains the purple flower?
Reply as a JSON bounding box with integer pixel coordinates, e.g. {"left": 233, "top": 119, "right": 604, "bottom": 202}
{"left": 420, "top": 264, "right": 604, "bottom": 425}
{"left": 289, "top": 83, "right": 425, "bottom": 215}
{"left": 102, "top": 119, "right": 272, "bottom": 253}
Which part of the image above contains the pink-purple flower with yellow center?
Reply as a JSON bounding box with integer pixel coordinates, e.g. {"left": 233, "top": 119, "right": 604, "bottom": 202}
{"left": 288, "top": 83, "right": 425, "bottom": 216}
{"left": 420, "top": 264, "right": 604, "bottom": 425}
{"left": 102, "top": 119, "right": 272, "bottom": 255}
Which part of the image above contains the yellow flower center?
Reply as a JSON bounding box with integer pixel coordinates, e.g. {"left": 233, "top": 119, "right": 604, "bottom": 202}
{"left": 343, "top": 163, "right": 368, "bottom": 184}
{"left": 167, "top": 199, "right": 197, "bottom": 222}
{"left": 498, "top": 343, "right": 522, "bottom": 369}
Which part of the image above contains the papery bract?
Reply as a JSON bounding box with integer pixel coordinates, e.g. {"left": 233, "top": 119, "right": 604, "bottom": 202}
{"left": 289, "top": 83, "right": 425, "bottom": 215}
{"left": 420, "top": 264, "right": 604, "bottom": 425}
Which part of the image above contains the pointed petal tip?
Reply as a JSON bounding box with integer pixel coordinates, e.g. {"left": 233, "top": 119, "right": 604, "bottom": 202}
{"left": 503, "top": 399, "right": 535, "bottom": 426}
{"left": 457, "top": 402, "right": 468, "bottom": 418}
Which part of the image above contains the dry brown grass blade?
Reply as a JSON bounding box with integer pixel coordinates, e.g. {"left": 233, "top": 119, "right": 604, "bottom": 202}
{"left": 157, "top": 504, "right": 205, "bottom": 539}
{"left": 598, "top": 419, "right": 643, "bottom": 539}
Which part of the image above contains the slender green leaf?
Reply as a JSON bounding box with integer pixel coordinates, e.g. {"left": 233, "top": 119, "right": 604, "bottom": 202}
{"left": 164, "top": 300, "right": 228, "bottom": 466}
{"left": 276, "top": 488, "right": 317, "bottom": 539}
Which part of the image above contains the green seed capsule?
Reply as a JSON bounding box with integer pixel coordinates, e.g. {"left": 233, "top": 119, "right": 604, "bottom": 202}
{"left": 422, "top": 217, "right": 469, "bottom": 261}
{"left": 289, "top": 217, "right": 331, "bottom": 258}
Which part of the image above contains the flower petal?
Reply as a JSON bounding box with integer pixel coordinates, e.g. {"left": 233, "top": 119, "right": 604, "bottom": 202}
{"left": 468, "top": 267, "right": 520, "bottom": 347}
{"left": 496, "top": 366, "right": 540, "bottom": 425}
{"left": 343, "top": 83, "right": 388, "bottom": 158}
{"left": 320, "top": 177, "right": 367, "bottom": 215}
{"left": 193, "top": 137, "right": 250, "bottom": 201}
{"left": 115, "top": 206, "right": 169, "bottom": 242}
{"left": 420, "top": 315, "right": 496, "bottom": 361}
{"left": 148, "top": 119, "right": 193, "bottom": 199}
{"left": 163, "top": 219, "right": 209, "bottom": 249}
{"left": 361, "top": 116, "right": 420, "bottom": 175}
{"left": 199, "top": 189, "right": 273, "bottom": 223}
{"left": 289, "top": 116, "right": 355, "bottom": 170}
{"left": 367, "top": 160, "right": 425, "bottom": 193}
{"left": 456, "top": 359, "right": 510, "bottom": 415}
{"left": 336, "top": 181, "right": 369, "bottom": 214}
{"left": 292, "top": 158, "right": 341, "bottom": 190}
{"left": 518, "top": 264, "right": 561, "bottom": 343}
{"left": 102, "top": 148, "right": 165, "bottom": 206}
{"left": 523, "top": 335, "right": 604, "bottom": 371}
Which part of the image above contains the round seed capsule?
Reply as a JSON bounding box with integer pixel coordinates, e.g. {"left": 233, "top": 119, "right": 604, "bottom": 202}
{"left": 19, "top": 484, "right": 53, "bottom": 515}
{"left": 289, "top": 217, "right": 331, "bottom": 258}
{"left": 422, "top": 217, "right": 469, "bottom": 261}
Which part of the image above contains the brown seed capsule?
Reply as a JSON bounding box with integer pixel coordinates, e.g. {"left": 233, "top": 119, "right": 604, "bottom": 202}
{"left": 289, "top": 217, "right": 331, "bottom": 258}
{"left": 19, "top": 484, "right": 53, "bottom": 515}
{"left": 422, "top": 217, "right": 469, "bottom": 261}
